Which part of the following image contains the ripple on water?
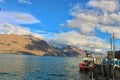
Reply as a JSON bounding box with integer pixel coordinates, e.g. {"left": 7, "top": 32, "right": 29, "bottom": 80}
{"left": 0, "top": 73, "right": 9, "bottom": 75}
{"left": 0, "top": 55, "right": 88, "bottom": 80}
{"left": 47, "top": 73, "right": 66, "bottom": 77}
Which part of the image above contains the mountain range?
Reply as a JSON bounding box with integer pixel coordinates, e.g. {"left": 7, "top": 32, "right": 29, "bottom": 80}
{"left": 0, "top": 34, "right": 85, "bottom": 56}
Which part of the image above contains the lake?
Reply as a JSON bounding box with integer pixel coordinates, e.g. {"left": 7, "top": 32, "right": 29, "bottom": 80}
{"left": 0, "top": 54, "right": 90, "bottom": 80}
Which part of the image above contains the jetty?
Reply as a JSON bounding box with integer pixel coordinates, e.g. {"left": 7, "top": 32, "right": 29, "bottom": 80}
{"left": 90, "top": 58, "right": 120, "bottom": 80}
{"left": 89, "top": 34, "right": 120, "bottom": 80}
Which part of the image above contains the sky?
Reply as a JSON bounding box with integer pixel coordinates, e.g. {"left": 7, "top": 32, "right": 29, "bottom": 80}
{"left": 0, "top": 0, "right": 120, "bottom": 53}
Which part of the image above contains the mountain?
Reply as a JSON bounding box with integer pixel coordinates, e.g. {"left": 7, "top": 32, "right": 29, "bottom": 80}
{"left": 0, "top": 34, "right": 85, "bottom": 56}
{"left": 0, "top": 34, "right": 57, "bottom": 56}
{"left": 84, "top": 50, "right": 103, "bottom": 57}
{"left": 55, "top": 45, "right": 86, "bottom": 57}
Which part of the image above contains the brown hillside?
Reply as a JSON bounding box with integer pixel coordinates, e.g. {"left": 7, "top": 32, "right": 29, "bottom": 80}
{"left": 0, "top": 34, "right": 57, "bottom": 55}
{"left": 54, "top": 45, "right": 86, "bottom": 57}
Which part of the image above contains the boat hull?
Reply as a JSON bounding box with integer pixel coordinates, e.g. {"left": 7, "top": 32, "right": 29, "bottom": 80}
{"left": 79, "top": 63, "right": 93, "bottom": 71}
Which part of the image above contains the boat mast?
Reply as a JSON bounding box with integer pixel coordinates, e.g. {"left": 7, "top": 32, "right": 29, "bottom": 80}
{"left": 110, "top": 34, "right": 113, "bottom": 52}
{"left": 112, "top": 33, "right": 115, "bottom": 80}
{"left": 110, "top": 33, "right": 115, "bottom": 57}
{"left": 113, "top": 33, "right": 115, "bottom": 58}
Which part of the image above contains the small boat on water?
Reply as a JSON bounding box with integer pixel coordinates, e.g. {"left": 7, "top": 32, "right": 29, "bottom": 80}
{"left": 79, "top": 53, "right": 93, "bottom": 72}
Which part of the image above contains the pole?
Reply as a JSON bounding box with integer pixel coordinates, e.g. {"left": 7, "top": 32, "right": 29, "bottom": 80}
{"left": 110, "top": 34, "right": 113, "bottom": 52}
{"left": 112, "top": 33, "right": 115, "bottom": 80}
{"left": 113, "top": 33, "right": 115, "bottom": 57}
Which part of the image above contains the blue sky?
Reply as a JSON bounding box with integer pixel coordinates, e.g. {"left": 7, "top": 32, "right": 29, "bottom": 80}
{"left": 0, "top": 0, "right": 89, "bottom": 34}
{"left": 1, "top": 0, "right": 120, "bottom": 53}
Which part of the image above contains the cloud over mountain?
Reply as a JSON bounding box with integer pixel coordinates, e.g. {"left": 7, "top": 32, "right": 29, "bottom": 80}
{"left": 0, "top": 11, "right": 41, "bottom": 38}
{"left": 48, "top": 31, "right": 109, "bottom": 53}
{"left": 50, "top": 0, "right": 120, "bottom": 53}
{"left": 0, "top": 23, "right": 43, "bottom": 38}
{"left": 0, "top": 23, "right": 31, "bottom": 35}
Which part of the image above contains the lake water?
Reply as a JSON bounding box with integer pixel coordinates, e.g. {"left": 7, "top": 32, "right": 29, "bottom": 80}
{"left": 0, "top": 54, "right": 90, "bottom": 80}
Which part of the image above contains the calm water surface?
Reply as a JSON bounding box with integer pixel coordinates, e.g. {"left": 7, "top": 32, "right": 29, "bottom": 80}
{"left": 0, "top": 54, "right": 90, "bottom": 80}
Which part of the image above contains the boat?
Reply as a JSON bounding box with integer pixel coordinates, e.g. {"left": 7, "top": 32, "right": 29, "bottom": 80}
{"left": 79, "top": 53, "right": 93, "bottom": 72}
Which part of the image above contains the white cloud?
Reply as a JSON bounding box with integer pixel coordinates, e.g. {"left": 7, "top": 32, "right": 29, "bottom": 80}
{"left": 98, "top": 12, "right": 120, "bottom": 25}
{"left": 64, "top": 0, "right": 120, "bottom": 37}
{"left": 0, "top": 0, "right": 4, "bottom": 3}
{"left": 0, "top": 23, "right": 43, "bottom": 38}
{"left": 59, "top": 23, "right": 65, "bottom": 27}
{"left": 18, "top": 0, "right": 31, "bottom": 4}
{"left": 0, "top": 11, "right": 40, "bottom": 24}
{"left": 110, "top": 12, "right": 120, "bottom": 23}
{"left": 55, "top": 0, "right": 120, "bottom": 53}
{"left": 49, "top": 31, "right": 109, "bottom": 53}
{"left": 66, "top": 3, "right": 101, "bottom": 34}
{"left": 66, "top": 12, "right": 98, "bottom": 34}
{"left": 87, "top": 0, "right": 119, "bottom": 12}
{"left": 99, "top": 25, "right": 120, "bottom": 39}
{"left": 0, "top": 23, "right": 31, "bottom": 35}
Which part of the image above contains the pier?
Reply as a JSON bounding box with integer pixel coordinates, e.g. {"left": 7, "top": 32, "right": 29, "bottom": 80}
{"left": 90, "top": 63, "right": 120, "bottom": 80}
{"left": 89, "top": 52, "right": 120, "bottom": 80}
{"left": 89, "top": 33, "right": 120, "bottom": 80}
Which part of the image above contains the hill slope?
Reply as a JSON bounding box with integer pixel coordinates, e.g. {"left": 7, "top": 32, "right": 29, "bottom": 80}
{"left": 0, "top": 34, "right": 85, "bottom": 56}
{"left": 0, "top": 34, "right": 57, "bottom": 56}
{"left": 55, "top": 45, "right": 86, "bottom": 57}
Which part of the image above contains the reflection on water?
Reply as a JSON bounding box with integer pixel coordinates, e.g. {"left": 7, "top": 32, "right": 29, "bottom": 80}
{"left": 0, "top": 54, "right": 89, "bottom": 80}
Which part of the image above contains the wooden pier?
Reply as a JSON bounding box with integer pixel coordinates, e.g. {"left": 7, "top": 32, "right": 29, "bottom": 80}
{"left": 90, "top": 64, "right": 120, "bottom": 80}
{"left": 89, "top": 33, "right": 120, "bottom": 80}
